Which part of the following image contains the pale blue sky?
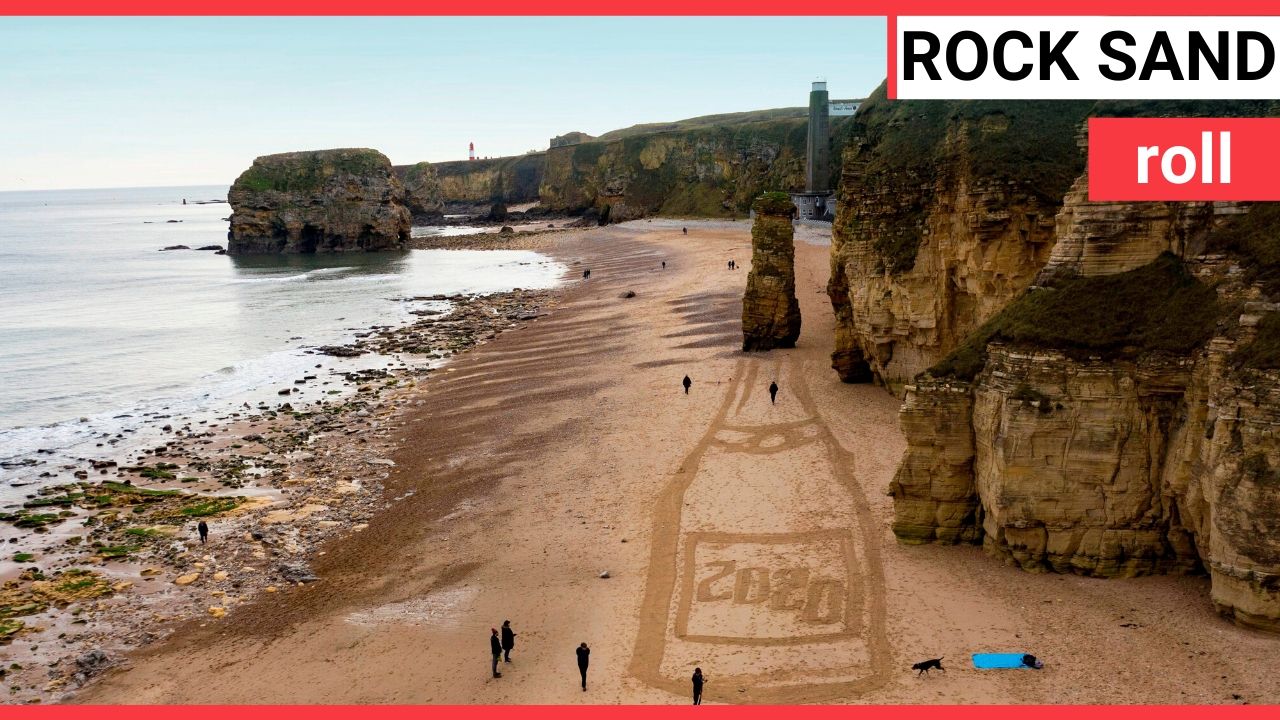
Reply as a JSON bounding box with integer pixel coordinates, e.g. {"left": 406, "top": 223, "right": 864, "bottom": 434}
{"left": 0, "top": 17, "right": 885, "bottom": 191}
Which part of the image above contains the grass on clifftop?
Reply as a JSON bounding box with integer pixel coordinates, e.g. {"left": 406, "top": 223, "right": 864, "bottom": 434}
{"left": 837, "top": 88, "right": 1280, "bottom": 277}
{"left": 237, "top": 150, "right": 388, "bottom": 194}
{"left": 927, "top": 254, "right": 1220, "bottom": 381}
{"left": 839, "top": 84, "right": 1093, "bottom": 205}
{"left": 752, "top": 191, "right": 795, "bottom": 215}
{"left": 593, "top": 107, "right": 808, "bottom": 142}
{"left": 835, "top": 84, "right": 1094, "bottom": 275}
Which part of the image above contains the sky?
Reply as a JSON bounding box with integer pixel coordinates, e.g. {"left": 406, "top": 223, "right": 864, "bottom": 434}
{"left": 0, "top": 17, "right": 886, "bottom": 191}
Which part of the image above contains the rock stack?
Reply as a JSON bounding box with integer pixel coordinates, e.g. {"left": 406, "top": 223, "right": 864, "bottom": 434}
{"left": 742, "top": 192, "right": 801, "bottom": 351}
{"left": 227, "top": 148, "right": 410, "bottom": 255}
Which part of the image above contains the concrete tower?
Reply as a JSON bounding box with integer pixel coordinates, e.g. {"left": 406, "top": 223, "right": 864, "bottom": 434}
{"left": 805, "top": 81, "right": 830, "bottom": 194}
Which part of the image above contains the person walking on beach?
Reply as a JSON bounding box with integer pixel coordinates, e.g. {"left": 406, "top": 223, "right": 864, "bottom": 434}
{"left": 692, "top": 667, "right": 705, "bottom": 705}
{"left": 501, "top": 620, "right": 516, "bottom": 663}
{"left": 490, "top": 629, "right": 503, "bottom": 678}
{"left": 197, "top": 520, "right": 209, "bottom": 545}
{"left": 769, "top": 381, "right": 778, "bottom": 405}
{"left": 662, "top": 260, "right": 666, "bottom": 269}
{"left": 683, "top": 375, "right": 692, "bottom": 394}
{"left": 682, "top": 227, "right": 687, "bottom": 235}
{"left": 576, "top": 642, "right": 591, "bottom": 691}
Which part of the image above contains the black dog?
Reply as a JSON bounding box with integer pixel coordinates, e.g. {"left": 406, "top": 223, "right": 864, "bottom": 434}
{"left": 911, "top": 657, "right": 945, "bottom": 676}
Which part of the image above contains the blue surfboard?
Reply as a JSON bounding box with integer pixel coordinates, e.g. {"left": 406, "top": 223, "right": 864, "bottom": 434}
{"left": 972, "top": 653, "right": 1034, "bottom": 669}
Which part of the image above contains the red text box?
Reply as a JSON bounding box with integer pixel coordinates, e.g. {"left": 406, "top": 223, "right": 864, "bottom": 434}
{"left": 1089, "top": 117, "right": 1280, "bottom": 201}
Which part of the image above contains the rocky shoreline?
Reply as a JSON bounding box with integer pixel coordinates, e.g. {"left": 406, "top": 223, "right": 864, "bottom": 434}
{"left": 0, "top": 244, "right": 567, "bottom": 704}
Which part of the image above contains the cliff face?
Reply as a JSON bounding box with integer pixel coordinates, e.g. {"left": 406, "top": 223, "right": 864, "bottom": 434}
{"left": 420, "top": 154, "right": 546, "bottom": 209}
{"left": 1038, "top": 157, "right": 1248, "bottom": 282}
{"left": 829, "top": 91, "right": 1280, "bottom": 629}
{"left": 393, "top": 108, "right": 845, "bottom": 220}
{"left": 228, "top": 149, "right": 409, "bottom": 255}
{"left": 540, "top": 119, "right": 812, "bottom": 219}
{"left": 396, "top": 162, "right": 445, "bottom": 219}
{"left": 828, "top": 89, "right": 1092, "bottom": 392}
{"left": 888, "top": 183, "right": 1280, "bottom": 630}
{"left": 741, "top": 193, "right": 801, "bottom": 351}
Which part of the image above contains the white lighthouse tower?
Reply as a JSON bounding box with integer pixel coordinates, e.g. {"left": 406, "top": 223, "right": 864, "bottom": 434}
{"left": 469, "top": 142, "right": 476, "bottom": 161}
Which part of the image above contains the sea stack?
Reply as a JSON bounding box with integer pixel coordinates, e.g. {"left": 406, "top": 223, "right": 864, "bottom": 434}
{"left": 741, "top": 192, "right": 801, "bottom": 351}
{"left": 227, "top": 148, "right": 410, "bottom": 255}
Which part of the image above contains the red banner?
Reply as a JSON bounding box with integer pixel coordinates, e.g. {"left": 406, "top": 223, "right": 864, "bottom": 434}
{"left": 1089, "top": 117, "right": 1280, "bottom": 201}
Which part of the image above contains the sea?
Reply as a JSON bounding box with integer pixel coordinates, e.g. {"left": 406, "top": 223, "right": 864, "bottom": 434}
{"left": 0, "top": 185, "right": 566, "bottom": 500}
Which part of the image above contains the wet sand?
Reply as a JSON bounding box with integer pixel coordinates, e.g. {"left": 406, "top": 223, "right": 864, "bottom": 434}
{"left": 72, "top": 219, "right": 1279, "bottom": 705}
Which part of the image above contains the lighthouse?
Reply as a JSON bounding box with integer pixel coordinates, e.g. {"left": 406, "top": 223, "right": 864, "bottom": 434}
{"left": 469, "top": 142, "right": 476, "bottom": 161}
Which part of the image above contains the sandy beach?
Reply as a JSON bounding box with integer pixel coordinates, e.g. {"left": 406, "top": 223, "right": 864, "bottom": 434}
{"left": 67, "top": 219, "right": 1279, "bottom": 705}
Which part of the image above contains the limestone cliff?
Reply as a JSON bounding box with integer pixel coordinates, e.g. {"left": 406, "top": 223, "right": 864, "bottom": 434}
{"left": 890, "top": 197, "right": 1280, "bottom": 630}
{"left": 422, "top": 153, "right": 546, "bottom": 210}
{"left": 857, "top": 94, "right": 1280, "bottom": 629}
{"left": 228, "top": 149, "right": 409, "bottom": 255}
{"left": 827, "top": 87, "right": 1092, "bottom": 391}
{"left": 829, "top": 96, "right": 1280, "bottom": 392}
{"left": 394, "top": 108, "right": 846, "bottom": 220}
{"left": 742, "top": 193, "right": 801, "bottom": 351}
{"left": 396, "top": 162, "right": 445, "bottom": 220}
{"left": 540, "top": 118, "right": 819, "bottom": 220}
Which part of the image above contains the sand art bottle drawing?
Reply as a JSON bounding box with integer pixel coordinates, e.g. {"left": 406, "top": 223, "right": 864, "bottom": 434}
{"left": 630, "top": 360, "right": 890, "bottom": 702}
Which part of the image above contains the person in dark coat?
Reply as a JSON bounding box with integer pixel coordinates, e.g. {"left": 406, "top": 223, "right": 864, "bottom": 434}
{"left": 682, "top": 375, "right": 692, "bottom": 394}
{"left": 682, "top": 227, "right": 687, "bottom": 235}
{"left": 692, "top": 667, "right": 705, "bottom": 705}
{"left": 490, "top": 629, "right": 503, "bottom": 678}
{"left": 662, "top": 260, "right": 666, "bottom": 269}
{"left": 501, "top": 620, "right": 516, "bottom": 662}
{"left": 197, "top": 520, "right": 209, "bottom": 545}
{"left": 768, "top": 381, "right": 778, "bottom": 404}
{"left": 576, "top": 642, "right": 590, "bottom": 691}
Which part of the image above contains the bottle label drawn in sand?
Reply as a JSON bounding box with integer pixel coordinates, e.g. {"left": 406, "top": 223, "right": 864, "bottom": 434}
{"left": 679, "top": 528, "right": 857, "bottom": 644}
{"left": 631, "top": 359, "right": 891, "bottom": 702}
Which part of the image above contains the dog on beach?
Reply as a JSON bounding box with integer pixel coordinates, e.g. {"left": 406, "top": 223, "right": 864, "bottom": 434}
{"left": 912, "top": 657, "right": 945, "bottom": 676}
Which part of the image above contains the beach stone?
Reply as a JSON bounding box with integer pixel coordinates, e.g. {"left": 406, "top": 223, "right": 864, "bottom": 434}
{"left": 212, "top": 571, "right": 228, "bottom": 582}
{"left": 174, "top": 573, "right": 200, "bottom": 586}
{"left": 278, "top": 562, "right": 318, "bottom": 584}
{"left": 72, "top": 650, "right": 109, "bottom": 685}
{"left": 741, "top": 193, "right": 800, "bottom": 351}
{"left": 207, "top": 606, "right": 226, "bottom": 619}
